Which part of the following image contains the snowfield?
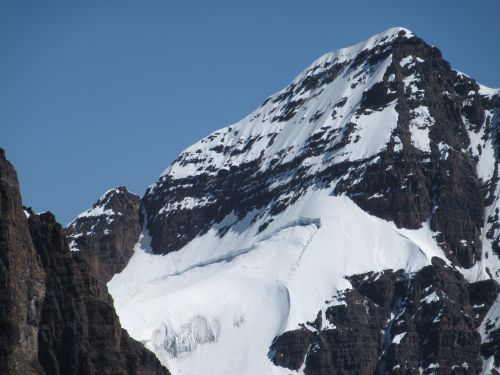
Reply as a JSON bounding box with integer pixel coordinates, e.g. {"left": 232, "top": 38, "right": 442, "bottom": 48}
{"left": 109, "top": 192, "right": 447, "bottom": 375}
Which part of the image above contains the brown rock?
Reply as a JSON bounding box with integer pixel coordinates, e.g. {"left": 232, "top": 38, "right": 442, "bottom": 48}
{"left": 0, "top": 148, "right": 169, "bottom": 375}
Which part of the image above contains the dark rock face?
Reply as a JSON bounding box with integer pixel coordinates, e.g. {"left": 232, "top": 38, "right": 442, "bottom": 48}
{"left": 270, "top": 261, "right": 499, "bottom": 374}
{"left": 29, "top": 212, "right": 167, "bottom": 375}
{"left": 0, "top": 148, "right": 46, "bottom": 375}
{"left": 0, "top": 149, "right": 169, "bottom": 375}
{"left": 66, "top": 187, "right": 142, "bottom": 283}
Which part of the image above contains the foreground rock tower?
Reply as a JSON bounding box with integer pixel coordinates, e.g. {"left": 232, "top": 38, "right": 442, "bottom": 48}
{"left": 0, "top": 148, "right": 169, "bottom": 375}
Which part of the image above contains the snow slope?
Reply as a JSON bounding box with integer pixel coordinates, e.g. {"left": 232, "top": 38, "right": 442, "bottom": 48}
{"left": 110, "top": 190, "right": 448, "bottom": 375}
{"left": 154, "top": 28, "right": 410, "bottom": 184}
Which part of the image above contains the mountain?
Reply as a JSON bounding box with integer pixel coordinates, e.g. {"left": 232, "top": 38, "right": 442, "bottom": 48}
{"left": 0, "top": 149, "right": 169, "bottom": 375}
{"left": 68, "top": 27, "right": 500, "bottom": 374}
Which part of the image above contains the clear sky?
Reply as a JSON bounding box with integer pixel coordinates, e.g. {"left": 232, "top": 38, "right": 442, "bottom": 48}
{"left": 1, "top": 0, "right": 499, "bottom": 225}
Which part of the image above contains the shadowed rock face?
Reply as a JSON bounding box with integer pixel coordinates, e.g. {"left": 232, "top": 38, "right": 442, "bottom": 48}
{"left": 270, "top": 260, "right": 499, "bottom": 374}
{"left": 66, "top": 187, "right": 142, "bottom": 283}
{"left": 0, "top": 149, "right": 169, "bottom": 375}
{"left": 0, "top": 149, "right": 46, "bottom": 375}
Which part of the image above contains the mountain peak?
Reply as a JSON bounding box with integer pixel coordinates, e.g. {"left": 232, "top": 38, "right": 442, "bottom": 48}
{"left": 338, "top": 25, "right": 415, "bottom": 51}
{"left": 301, "top": 26, "right": 415, "bottom": 76}
{"left": 377, "top": 26, "right": 414, "bottom": 38}
{"left": 158, "top": 31, "right": 400, "bottom": 181}
{"left": 144, "top": 27, "right": 499, "bottom": 267}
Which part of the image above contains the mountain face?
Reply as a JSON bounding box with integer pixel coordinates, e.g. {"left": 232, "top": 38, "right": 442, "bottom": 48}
{"left": 142, "top": 27, "right": 497, "bottom": 271}
{"left": 67, "top": 28, "right": 500, "bottom": 374}
{"left": 0, "top": 149, "right": 169, "bottom": 375}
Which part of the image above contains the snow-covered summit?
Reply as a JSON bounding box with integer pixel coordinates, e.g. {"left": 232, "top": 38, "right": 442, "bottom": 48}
{"left": 292, "top": 27, "right": 414, "bottom": 78}
{"left": 157, "top": 27, "right": 416, "bottom": 183}
{"left": 143, "top": 26, "right": 499, "bottom": 260}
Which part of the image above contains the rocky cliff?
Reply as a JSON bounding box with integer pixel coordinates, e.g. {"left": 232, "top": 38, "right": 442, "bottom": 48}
{"left": 271, "top": 259, "right": 499, "bottom": 374}
{"left": 0, "top": 149, "right": 169, "bottom": 375}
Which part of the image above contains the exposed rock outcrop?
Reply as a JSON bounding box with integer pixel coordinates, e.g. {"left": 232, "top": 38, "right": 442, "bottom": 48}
{"left": 0, "top": 148, "right": 169, "bottom": 375}
{"left": 270, "top": 260, "right": 499, "bottom": 374}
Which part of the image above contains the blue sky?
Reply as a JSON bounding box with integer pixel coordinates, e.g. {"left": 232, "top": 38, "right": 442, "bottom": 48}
{"left": 1, "top": 0, "right": 499, "bottom": 224}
